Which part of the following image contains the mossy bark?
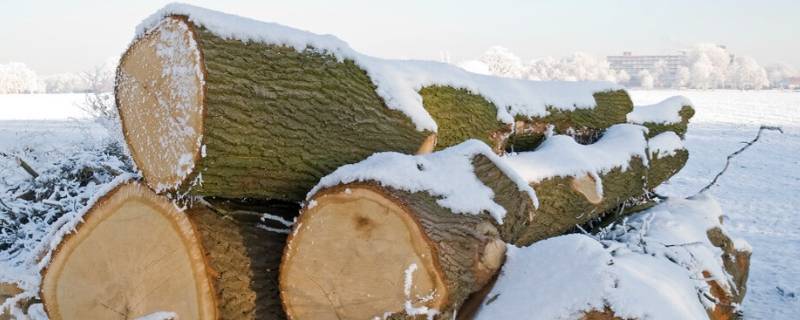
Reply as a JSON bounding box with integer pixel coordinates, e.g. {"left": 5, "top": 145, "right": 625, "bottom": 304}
{"left": 171, "top": 20, "right": 431, "bottom": 202}
{"left": 420, "top": 87, "right": 634, "bottom": 153}
{"left": 638, "top": 105, "right": 695, "bottom": 138}
{"left": 187, "top": 202, "right": 297, "bottom": 320}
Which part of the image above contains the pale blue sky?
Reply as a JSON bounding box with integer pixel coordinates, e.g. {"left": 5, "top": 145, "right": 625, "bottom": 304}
{"left": 1, "top": 0, "right": 798, "bottom": 74}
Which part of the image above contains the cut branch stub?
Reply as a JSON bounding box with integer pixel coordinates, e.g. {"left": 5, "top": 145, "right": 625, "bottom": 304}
{"left": 116, "top": 16, "right": 432, "bottom": 201}
{"left": 40, "top": 182, "right": 291, "bottom": 320}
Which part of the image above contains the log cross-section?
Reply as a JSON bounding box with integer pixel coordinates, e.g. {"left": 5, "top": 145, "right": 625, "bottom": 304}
{"left": 40, "top": 183, "right": 292, "bottom": 320}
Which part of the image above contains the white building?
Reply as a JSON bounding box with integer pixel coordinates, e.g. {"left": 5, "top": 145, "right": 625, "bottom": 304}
{"left": 607, "top": 51, "right": 688, "bottom": 86}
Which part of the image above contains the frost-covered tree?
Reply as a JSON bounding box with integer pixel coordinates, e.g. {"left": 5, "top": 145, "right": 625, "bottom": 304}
{"left": 523, "top": 52, "right": 625, "bottom": 82}
{"left": 727, "top": 56, "right": 769, "bottom": 89}
{"left": 0, "top": 62, "right": 40, "bottom": 93}
{"left": 42, "top": 73, "right": 89, "bottom": 93}
{"left": 79, "top": 57, "right": 121, "bottom": 137}
{"left": 765, "top": 63, "right": 798, "bottom": 88}
{"left": 686, "top": 43, "right": 733, "bottom": 88}
{"left": 478, "top": 46, "right": 524, "bottom": 78}
{"left": 638, "top": 69, "right": 655, "bottom": 89}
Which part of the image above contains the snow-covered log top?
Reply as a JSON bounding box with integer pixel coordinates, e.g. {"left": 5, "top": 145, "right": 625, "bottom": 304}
{"left": 137, "top": 3, "right": 623, "bottom": 132}
{"left": 476, "top": 195, "right": 750, "bottom": 320}
{"left": 648, "top": 131, "right": 684, "bottom": 157}
{"left": 504, "top": 124, "right": 650, "bottom": 187}
{"left": 306, "top": 140, "right": 537, "bottom": 224}
{"left": 627, "top": 95, "right": 694, "bottom": 125}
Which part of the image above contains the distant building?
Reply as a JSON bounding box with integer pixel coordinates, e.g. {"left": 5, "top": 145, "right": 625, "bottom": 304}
{"left": 607, "top": 51, "right": 688, "bottom": 86}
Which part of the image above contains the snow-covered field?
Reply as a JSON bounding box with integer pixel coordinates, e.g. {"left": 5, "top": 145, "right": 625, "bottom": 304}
{"left": 0, "top": 94, "right": 88, "bottom": 120}
{"left": 629, "top": 89, "right": 800, "bottom": 319}
{"left": 0, "top": 90, "right": 798, "bottom": 318}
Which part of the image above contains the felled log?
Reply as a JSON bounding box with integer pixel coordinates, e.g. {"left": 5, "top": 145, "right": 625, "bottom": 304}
{"left": 280, "top": 141, "right": 536, "bottom": 320}
{"left": 116, "top": 16, "right": 432, "bottom": 202}
{"left": 505, "top": 124, "right": 688, "bottom": 245}
{"left": 627, "top": 95, "right": 695, "bottom": 138}
{"left": 40, "top": 182, "right": 294, "bottom": 320}
{"left": 117, "top": 4, "right": 626, "bottom": 202}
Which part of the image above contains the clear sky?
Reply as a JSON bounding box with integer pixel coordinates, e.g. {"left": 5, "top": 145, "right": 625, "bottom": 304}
{"left": 1, "top": 0, "right": 798, "bottom": 74}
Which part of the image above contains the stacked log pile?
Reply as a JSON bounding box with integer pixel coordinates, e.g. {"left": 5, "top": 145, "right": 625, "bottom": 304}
{"left": 33, "top": 4, "right": 749, "bottom": 320}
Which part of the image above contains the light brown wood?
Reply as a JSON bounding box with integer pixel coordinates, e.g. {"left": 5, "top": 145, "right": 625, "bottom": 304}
{"left": 40, "top": 182, "right": 294, "bottom": 320}
{"left": 571, "top": 174, "right": 603, "bottom": 205}
{"left": 116, "top": 17, "right": 206, "bottom": 192}
{"left": 281, "top": 183, "right": 508, "bottom": 320}
{"left": 280, "top": 187, "right": 447, "bottom": 320}
{"left": 41, "top": 183, "right": 216, "bottom": 320}
{"left": 416, "top": 134, "right": 438, "bottom": 155}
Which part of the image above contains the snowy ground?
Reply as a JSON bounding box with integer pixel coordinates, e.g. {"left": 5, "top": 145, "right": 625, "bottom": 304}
{"left": 0, "top": 90, "right": 798, "bottom": 318}
{"left": 629, "top": 89, "right": 800, "bottom": 319}
{"left": 0, "top": 94, "right": 88, "bottom": 120}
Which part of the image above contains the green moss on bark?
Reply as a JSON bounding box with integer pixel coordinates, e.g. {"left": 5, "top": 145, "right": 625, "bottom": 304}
{"left": 639, "top": 105, "right": 695, "bottom": 138}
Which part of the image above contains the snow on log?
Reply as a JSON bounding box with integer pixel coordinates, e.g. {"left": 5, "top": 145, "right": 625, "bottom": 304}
{"left": 280, "top": 141, "right": 536, "bottom": 320}
{"left": 627, "top": 95, "right": 695, "bottom": 138}
{"left": 473, "top": 195, "right": 751, "bottom": 320}
{"left": 40, "top": 182, "right": 293, "bottom": 320}
{"left": 504, "top": 124, "right": 689, "bottom": 245}
{"left": 117, "top": 3, "right": 625, "bottom": 201}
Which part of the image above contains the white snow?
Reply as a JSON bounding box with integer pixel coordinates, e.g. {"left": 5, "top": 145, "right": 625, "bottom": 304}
{"left": 648, "top": 131, "right": 685, "bottom": 157}
{"left": 0, "top": 94, "right": 89, "bottom": 120}
{"left": 477, "top": 195, "right": 738, "bottom": 320}
{"left": 307, "top": 139, "right": 537, "bottom": 224}
{"left": 136, "top": 3, "right": 621, "bottom": 132}
{"left": 630, "top": 89, "right": 800, "bottom": 319}
{"left": 627, "top": 95, "right": 693, "bottom": 125}
{"left": 401, "top": 263, "right": 439, "bottom": 320}
{"left": 504, "top": 124, "right": 649, "bottom": 196}
{"left": 134, "top": 311, "right": 178, "bottom": 320}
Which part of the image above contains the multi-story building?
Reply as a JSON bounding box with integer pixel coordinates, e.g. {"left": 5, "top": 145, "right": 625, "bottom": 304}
{"left": 607, "top": 51, "right": 688, "bottom": 86}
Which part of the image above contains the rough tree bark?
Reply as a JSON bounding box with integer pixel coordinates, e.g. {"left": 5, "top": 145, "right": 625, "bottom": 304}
{"left": 40, "top": 182, "right": 295, "bottom": 320}
{"left": 279, "top": 154, "right": 535, "bottom": 320}
{"left": 116, "top": 16, "right": 433, "bottom": 202}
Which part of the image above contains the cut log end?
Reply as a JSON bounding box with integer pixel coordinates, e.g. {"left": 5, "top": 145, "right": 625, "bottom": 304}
{"left": 116, "top": 16, "right": 205, "bottom": 192}
{"left": 41, "top": 183, "right": 216, "bottom": 320}
{"left": 280, "top": 186, "right": 447, "bottom": 319}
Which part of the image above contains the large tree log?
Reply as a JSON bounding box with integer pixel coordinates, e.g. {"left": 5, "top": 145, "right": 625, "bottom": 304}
{"left": 117, "top": 9, "right": 629, "bottom": 202}
{"left": 280, "top": 142, "right": 535, "bottom": 320}
{"left": 116, "top": 16, "right": 432, "bottom": 202}
{"left": 40, "top": 182, "right": 294, "bottom": 320}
